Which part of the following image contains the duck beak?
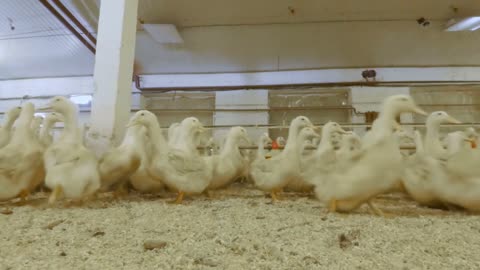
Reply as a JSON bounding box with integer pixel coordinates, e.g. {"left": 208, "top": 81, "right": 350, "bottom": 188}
{"left": 338, "top": 127, "right": 348, "bottom": 134}
{"left": 446, "top": 116, "right": 461, "bottom": 124}
{"left": 126, "top": 119, "right": 138, "bottom": 127}
{"left": 412, "top": 106, "right": 427, "bottom": 116}
{"left": 37, "top": 105, "right": 52, "bottom": 111}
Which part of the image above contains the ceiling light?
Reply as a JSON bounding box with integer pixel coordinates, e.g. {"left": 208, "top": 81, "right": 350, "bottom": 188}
{"left": 142, "top": 24, "right": 184, "bottom": 44}
{"left": 445, "top": 16, "right": 480, "bottom": 31}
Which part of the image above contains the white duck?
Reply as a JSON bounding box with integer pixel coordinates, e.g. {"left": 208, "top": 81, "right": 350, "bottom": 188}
{"left": 206, "top": 127, "right": 251, "bottom": 191}
{"left": 313, "top": 95, "right": 427, "bottom": 214}
{"left": 167, "top": 122, "right": 180, "bottom": 147}
{"left": 39, "top": 96, "right": 100, "bottom": 204}
{"left": 463, "top": 127, "right": 478, "bottom": 149}
{"left": 30, "top": 115, "right": 43, "bottom": 141}
{"left": 39, "top": 112, "right": 63, "bottom": 147}
{"left": 424, "top": 111, "right": 461, "bottom": 160}
{"left": 296, "top": 122, "right": 347, "bottom": 192}
{"left": 98, "top": 121, "right": 145, "bottom": 193}
{"left": 335, "top": 131, "right": 362, "bottom": 165}
{"left": 250, "top": 116, "right": 315, "bottom": 201}
{"left": 127, "top": 112, "right": 211, "bottom": 203}
{"left": 402, "top": 130, "right": 446, "bottom": 207}
{"left": 432, "top": 131, "right": 480, "bottom": 211}
{"left": 0, "top": 103, "right": 44, "bottom": 201}
{"left": 129, "top": 125, "right": 164, "bottom": 193}
{"left": 0, "top": 106, "right": 22, "bottom": 148}
{"left": 257, "top": 133, "right": 273, "bottom": 159}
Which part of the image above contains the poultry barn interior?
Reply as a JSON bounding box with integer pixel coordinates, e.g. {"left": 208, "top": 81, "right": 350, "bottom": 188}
{"left": 2, "top": 0, "right": 480, "bottom": 269}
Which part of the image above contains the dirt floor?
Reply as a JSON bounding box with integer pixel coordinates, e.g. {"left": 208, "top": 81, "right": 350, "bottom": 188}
{"left": 1, "top": 183, "right": 480, "bottom": 270}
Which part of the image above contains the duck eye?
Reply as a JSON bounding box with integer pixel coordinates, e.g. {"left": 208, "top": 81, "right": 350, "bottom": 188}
{"left": 55, "top": 98, "right": 61, "bottom": 101}
{"left": 140, "top": 113, "right": 145, "bottom": 116}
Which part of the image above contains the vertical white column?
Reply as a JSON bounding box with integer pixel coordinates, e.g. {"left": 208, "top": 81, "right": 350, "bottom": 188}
{"left": 87, "top": 0, "right": 138, "bottom": 155}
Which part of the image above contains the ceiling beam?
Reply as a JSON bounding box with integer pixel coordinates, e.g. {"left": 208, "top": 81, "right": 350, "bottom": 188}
{"left": 38, "top": 0, "right": 96, "bottom": 54}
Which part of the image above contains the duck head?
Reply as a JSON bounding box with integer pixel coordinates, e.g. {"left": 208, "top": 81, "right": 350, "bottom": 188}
{"left": 426, "top": 111, "right": 461, "bottom": 125}
{"left": 262, "top": 132, "right": 273, "bottom": 146}
{"left": 127, "top": 110, "right": 158, "bottom": 127}
{"left": 290, "top": 116, "right": 314, "bottom": 132}
{"left": 276, "top": 136, "right": 286, "bottom": 147}
{"left": 38, "top": 96, "right": 75, "bottom": 115}
{"left": 45, "top": 112, "right": 64, "bottom": 125}
{"left": 323, "top": 121, "right": 347, "bottom": 135}
{"left": 298, "top": 127, "right": 320, "bottom": 140}
{"left": 31, "top": 115, "right": 44, "bottom": 129}
{"left": 6, "top": 106, "right": 22, "bottom": 120}
{"left": 181, "top": 117, "right": 205, "bottom": 134}
{"left": 446, "top": 131, "right": 473, "bottom": 155}
{"left": 229, "top": 126, "right": 251, "bottom": 144}
{"left": 384, "top": 95, "right": 427, "bottom": 116}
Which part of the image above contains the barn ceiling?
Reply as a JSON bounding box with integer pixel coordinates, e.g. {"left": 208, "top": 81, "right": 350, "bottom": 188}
{"left": 1, "top": 0, "right": 479, "bottom": 80}
{"left": 137, "top": 0, "right": 480, "bottom": 27}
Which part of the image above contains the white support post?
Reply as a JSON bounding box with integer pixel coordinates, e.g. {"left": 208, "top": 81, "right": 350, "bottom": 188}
{"left": 87, "top": 0, "right": 138, "bottom": 155}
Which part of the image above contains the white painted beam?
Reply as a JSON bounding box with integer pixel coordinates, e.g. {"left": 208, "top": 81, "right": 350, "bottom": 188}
{"left": 87, "top": 0, "right": 138, "bottom": 154}
{"left": 0, "top": 76, "right": 93, "bottom": 98}
{"left": 138, "top": 67, "right": 480, "bottom": 89}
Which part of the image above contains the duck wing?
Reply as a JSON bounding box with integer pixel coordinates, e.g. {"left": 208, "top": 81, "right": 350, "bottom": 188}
{"left": 446, "top": 150, "right": 480, "bottom": 179}
{"left": 167, "top": 149, "right": 205, "bottom": 174}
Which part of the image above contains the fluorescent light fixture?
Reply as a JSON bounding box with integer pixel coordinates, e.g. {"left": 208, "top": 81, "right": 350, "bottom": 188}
{"left": 142, "top": 24, "right": 184, "bottom": 44}
{"left": 445, "top": 16, "right": 480, "bottom": 31}
{"left": 70, "top": 95, "right": 92, "bottom": 106}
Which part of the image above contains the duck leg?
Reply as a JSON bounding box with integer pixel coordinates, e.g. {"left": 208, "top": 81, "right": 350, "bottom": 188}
{"left": 113, "top": 181, "right": 129, "bottom": 199}
{"left": 169, "top": 191, "right": 185, "bottom": 204}
{"left": 205, "top": 190, "right": 216, "bottom": 199}
{"left": 48, "top": 185, "right": 63, "bottom": 205}
{"left": 367, "top": 200, "right": 388, "bottom": 217}
{"left": 18, "top": 189, "right": 30, "bottom": 203}
{"left": 270, "top": 191, "right": 279, "bottom": 202}
{"left": 328, "top": 199, "right": 337, "bottom": 213}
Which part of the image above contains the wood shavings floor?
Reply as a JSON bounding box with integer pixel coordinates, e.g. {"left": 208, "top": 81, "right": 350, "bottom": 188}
{"left": 1, "top": 183, "right": 480, "bottom": 270}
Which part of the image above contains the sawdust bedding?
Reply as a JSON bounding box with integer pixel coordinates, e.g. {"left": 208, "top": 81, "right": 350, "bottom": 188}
{"left": 1, "top": 183, "right": 479, "bottom": 270}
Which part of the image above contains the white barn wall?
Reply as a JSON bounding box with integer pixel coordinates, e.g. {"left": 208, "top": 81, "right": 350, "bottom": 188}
{"left": 214, "top": 90, "right": 269, "bottom": 141}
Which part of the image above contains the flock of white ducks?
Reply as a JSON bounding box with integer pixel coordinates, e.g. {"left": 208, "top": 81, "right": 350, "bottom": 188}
{"left": 1, "top": 94, "right": 480, "bottom": 215}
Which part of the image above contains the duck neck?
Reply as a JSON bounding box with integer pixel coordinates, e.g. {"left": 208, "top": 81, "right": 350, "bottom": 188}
{"left": 61, "top": 109, "right": 80, "bottom": 143}
{"left": 120, "top": 126, "right": 140, "bottom": 146}
{"left": 146, "top": 120, "right": 167, "bottom": 153}
{"left": 316, "top": 128, "right": 334, "bottom": 153}
{"left": 222, "top": 136, "right": 241, "bottom": 157}
{"left": 284, "top": 125, "right": 301, "bottom": 153}
{"left": 11, "top": 113, "right": 33, "bottom": 144}
{"left": 40, "top": 121, "right": 55, "bottom": 141}
{"left": 257, "top": 137, "right": 267, "bottom": 157}
{"left": 414, "top": 132, "right": 424, "bottom": 154}
{"left": 293, "top": 134, "right": 311, "bottom": 156}
{"left": 174, "top": 127, "right": 199, "bottom": 152}
{"left": 426, "top": 120, "right": 440, "bottom": 141}
{"left": 3, "top": 114, "right": 17, "bottom": 130}
{"left": 373, "top": 106, "right": 399, "bottom": 134}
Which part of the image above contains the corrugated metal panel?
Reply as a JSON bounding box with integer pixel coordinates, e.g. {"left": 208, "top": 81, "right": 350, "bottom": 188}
{"left": 0, "top": 0, "right": 94, "bottom": 79}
